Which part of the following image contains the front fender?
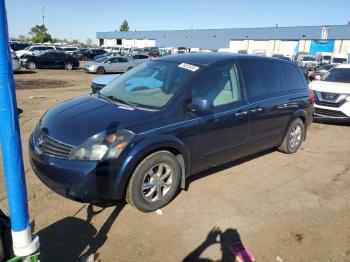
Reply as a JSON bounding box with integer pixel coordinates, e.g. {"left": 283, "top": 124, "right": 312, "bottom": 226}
{"left": 110, "top": 134, "right": 190, "bottom": 199}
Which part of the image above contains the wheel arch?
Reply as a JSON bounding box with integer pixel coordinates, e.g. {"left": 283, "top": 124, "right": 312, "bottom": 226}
{"left": 116, "top": 135, "right": 190, "bottom": 199}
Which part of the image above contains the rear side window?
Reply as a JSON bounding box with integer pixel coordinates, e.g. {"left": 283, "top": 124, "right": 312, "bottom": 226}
{"left": 239, "top": 60, "right": 285, "bottom": 102}
{"left": 280, "top": 63, "right": 306, "bottom": 91}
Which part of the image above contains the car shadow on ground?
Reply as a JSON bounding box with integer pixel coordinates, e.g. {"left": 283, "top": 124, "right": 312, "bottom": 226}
{"left": 186, "top": 148, "right": 276, "bottom": 191}
{"left": 38, "top": 203, "right": 124, "bottom": 262}
{"left": 14, "top": 70, "right": 37, "bottom": 75}
{"left": 313, "top": 118, "right": 350, "bottom": 127}
{"left": 183, "top": 227, "right": 249, "bottom": 262}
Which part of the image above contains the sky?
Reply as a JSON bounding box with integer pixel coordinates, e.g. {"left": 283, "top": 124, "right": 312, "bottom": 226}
{"left": 5, "top": 0, "right": 350, "bottom": 43}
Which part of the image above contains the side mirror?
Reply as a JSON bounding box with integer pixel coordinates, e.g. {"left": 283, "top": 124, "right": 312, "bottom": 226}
{"left": 106, "top": 61, "right": 112, "bottom": 64}
{"left": 190, "top": 97, "right": 213, "bottom": 114}
{"left": 314, "top": 75, "right": 321, "bottom": 80}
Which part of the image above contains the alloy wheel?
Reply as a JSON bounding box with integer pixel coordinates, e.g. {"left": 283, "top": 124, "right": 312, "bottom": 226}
{"left": 142, "top": 163, "right": 173, "bottom": 202}
{"left": 289, "top": 125, "right": 302, "bottom": 149}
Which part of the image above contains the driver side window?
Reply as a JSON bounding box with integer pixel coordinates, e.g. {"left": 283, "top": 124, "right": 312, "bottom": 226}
{"left": 191, "top": 63, "right": 241, "bottom": 107}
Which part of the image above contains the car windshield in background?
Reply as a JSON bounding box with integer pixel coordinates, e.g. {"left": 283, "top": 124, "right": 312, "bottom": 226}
{"left": 317, "top": 64, "right": 333, "bottom": 72}
{"left": 95, "top": 57, "right": 108, "bottom": 63}
{"left": 322, "top": 68, "right": 350, "bottom": 83}
{"left": 333, "top": 58, "right": 347, "bottom": 64}
{"left": 100, "top": 60, "right": 197, "bottom": 109}
{"left": 303, "top": 56, "right": 315, "bottom": 61}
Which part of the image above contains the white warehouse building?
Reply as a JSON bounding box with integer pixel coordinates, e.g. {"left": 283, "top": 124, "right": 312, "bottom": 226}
{"left": 96, "top": 25, "right": 350, "bottom": 57}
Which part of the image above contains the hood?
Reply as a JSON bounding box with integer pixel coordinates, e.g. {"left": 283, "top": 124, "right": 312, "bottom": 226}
{"left": 310, "top": 80, "right": 350, "bottom": 94}
{"left": 92, "top": 74, "right": 120, "bottom": 86}
{"left": 39, "top": 95, "right": 159, "bottom": 146}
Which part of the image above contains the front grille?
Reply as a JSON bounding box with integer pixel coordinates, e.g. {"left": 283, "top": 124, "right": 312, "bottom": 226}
{"left": 33, "top": 129, "right": 75, "bottom": 159}
{"left": 91, "top": 82, "right": 106, "bottom": 93}
{"left": 315, "top": 91, "right": 346, "bottom": 108}
{"left": 314, "top": 108, "right": 348, "bottom": 118}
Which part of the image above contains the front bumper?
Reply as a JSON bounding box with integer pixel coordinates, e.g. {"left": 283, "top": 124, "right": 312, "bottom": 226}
{"left": 84, "top": 66, "right": 97, "bottom": 73}
{"left": 314, "top": 102, "right": 350, "bottom": 120}
{"left": 29, "top": 136, "right": 124, "bottom": 203}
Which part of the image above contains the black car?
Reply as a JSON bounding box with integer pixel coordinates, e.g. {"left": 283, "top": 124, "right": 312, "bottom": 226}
{"left": 74, "top": 49, "right": 107, "bottom": 61}
{"left": 29, "top": 53, "right": 314, "bottom": 212}
{"left": 10, "top": 42, "right": 31, "bottom": 51}
{"left": 21, "top": 51, "right": 79, "bottom": 70}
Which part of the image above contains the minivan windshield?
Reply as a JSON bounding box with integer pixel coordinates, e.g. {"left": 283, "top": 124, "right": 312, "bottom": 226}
{"left": 100, "top": 60, "right": 197, "bottom": 109}
{"left": 322, "top": 68, "right": 350, "bottom": 83}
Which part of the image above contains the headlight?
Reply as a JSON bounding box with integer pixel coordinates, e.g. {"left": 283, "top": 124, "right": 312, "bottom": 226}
{"left": 346, "top": 95, "right": 350, "bottom": 102}
{"left": 69, "top": 130, "right": 134, "bottom": 161}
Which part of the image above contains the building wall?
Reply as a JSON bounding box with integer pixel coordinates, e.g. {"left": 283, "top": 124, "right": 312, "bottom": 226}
{"left": 97, "top": 25, "right": 350, "bottom": 53}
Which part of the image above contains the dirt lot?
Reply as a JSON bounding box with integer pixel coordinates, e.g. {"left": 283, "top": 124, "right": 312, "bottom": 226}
{"left": 0, "top": 66, "right": 350, "bottom": 262}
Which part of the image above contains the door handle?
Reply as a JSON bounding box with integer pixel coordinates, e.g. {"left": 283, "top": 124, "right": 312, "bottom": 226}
{"left": 250, "top": 107, "right": 263, "bottom": 113}
{"left": 234, "top": 110, "right": 248, "bottom": 117}
{"left": 277, "top": 103, "right": 288, "bottom": 109}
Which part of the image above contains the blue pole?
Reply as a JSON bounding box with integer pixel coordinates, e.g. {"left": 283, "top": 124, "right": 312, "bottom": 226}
{"left": 0, "top": 0, "right": 39, "bottom": 256}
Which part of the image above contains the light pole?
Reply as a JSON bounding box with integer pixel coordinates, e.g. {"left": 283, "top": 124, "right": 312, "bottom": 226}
{"left": 41, "top": 6, "right": 45, "bottom": 26}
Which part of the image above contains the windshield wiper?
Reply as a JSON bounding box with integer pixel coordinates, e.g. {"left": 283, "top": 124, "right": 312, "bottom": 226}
{"left": 105, "top": 95, "right": 136, "bottom": 108}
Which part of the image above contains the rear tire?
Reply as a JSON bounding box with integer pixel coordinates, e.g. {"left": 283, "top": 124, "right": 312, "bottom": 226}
{"left": 27, "top": 61, "right": 36, "bottom": 70}
{"left": 278, "top": 118, "right": 305, "bottom": 154}
{"left": 96, "top": 66, "right": 105, "bottom": 74}
{"left": 126, "top": 151, "right": 181, "bottom": 212}
{"left": 65, "top": 62, "right": 73, "bottom": 70}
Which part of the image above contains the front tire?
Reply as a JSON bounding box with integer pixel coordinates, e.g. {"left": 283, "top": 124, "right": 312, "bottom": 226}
{"left": 65, "top": 62, "right": 73, "bottom": 70}
{"left": 279, "top": 118, "right": 305, "bottom": 154}
{"left": 96, "top": 66, "right": 105, "bottom": 74}
{"left": 27, "top": 61, "right": 36, "bottom": 70}
{"left": 126, "top": 151, "right": 181, "bottom": 212}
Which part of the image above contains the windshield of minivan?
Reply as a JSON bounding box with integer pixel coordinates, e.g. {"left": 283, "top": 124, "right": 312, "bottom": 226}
{"left": 100, "top": 60, "right": 197, "bottom": 109}
{"left": 322, "top": 68, "right": 350, "bottom": 83}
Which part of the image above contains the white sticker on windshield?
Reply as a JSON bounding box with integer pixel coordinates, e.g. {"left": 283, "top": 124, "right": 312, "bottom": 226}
{"left": 178, "top": 63, "right": 199, "bottom": 72}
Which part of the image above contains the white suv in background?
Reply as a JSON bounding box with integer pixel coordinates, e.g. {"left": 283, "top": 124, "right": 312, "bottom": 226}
{"left": 15, "top": 45, "right": 56, "bottom": 58}
{"left": 310, "top": 64, "right": 350, "bottom": 121}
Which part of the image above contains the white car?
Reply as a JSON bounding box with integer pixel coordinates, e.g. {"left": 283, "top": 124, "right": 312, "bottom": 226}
{"left": 84, "top": 56, "right": 137, "bottom": 74}
{"left": 15, "top": 45, "right": 56, "bottom": 58}
{"left": 297, "top": 55, "right": 317, "bottom": 68}
{"left": 310, "top": 64, "right": 350, "bottom": 121}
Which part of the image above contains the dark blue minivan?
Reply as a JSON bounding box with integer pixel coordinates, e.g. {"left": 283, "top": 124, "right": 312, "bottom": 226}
{"left": 29, "top": 53, "right": 313, "bottom": 212}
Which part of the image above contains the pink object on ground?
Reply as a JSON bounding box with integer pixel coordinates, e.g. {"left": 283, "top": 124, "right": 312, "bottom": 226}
{"left": 228, "top": 242, "right": 255, "bottom": 262}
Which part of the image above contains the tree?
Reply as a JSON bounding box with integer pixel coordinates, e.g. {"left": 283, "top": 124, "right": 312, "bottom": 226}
{"left": 119, "top": 19, "right": 129, "bottom": 32}
{"left": 29, "top": 24, "right": 52, "bottom": 43}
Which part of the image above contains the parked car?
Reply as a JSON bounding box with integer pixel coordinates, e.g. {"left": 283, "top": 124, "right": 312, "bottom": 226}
{"left": 57, "top": 46, "right": 79, "bottom": 54}
{"left": 331, "top": 54, "right": 348, "bottom": 65}
{"left": 91, "top": 74, "right": 120, "bottom": 93}
{"left": 310, "top": 64, "right": 350, "bottom": 120}
{"left": 15, "top": 45, "right": 56, "bottom": 58}
{"left": 129, "top": 54, "right": 150, "bottom": 65}
{"left": 84, "top": 56, "right": 136, "bottom": 74}
{"left": 74, "top": 49, "right": 107, "bottom": 61}
{"left": 29, "top": 53, "right": 313, "bottom": 212}
{"left": 177, "top": 47, "right": 188, "bottom": 54}
{"left": 10, "top": 41, "right": 31, "bottom": 51}
{"left": 11, "top": 50, "right": 21, "bottom": 72}
{"left": 309, "top": 64, "right": 335, "bottom": 81}
{"left": 297, "top": 55, "right": 317, "bottom": 68}
{"left": 315, "top": 52, "right": 332, "bottom": 65}
{"left": 20, "top": 51, "right": 79, "bottom": 70}
{"left": 272, "top": 54, "right": 291, "bottom": 61}
{"left": 149, "top": 47, "right": 160, "bottom": 57}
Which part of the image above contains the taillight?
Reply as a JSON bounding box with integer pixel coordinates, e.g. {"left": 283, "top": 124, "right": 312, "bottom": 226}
{"left": 308, "top": 88, "right": 316, "bottom": 104}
